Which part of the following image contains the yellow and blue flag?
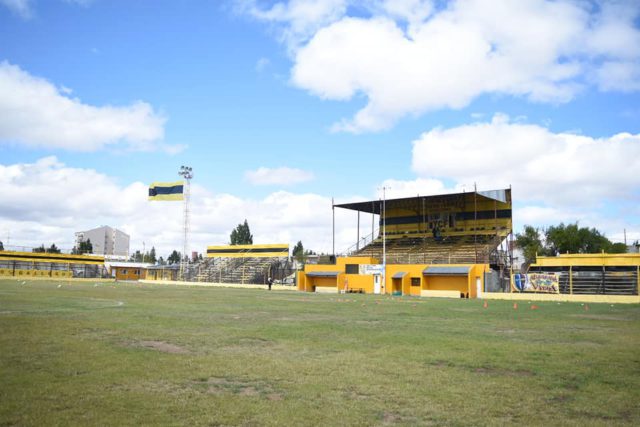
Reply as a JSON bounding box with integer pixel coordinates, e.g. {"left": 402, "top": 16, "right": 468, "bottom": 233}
{"left": 148, "top": 181, "right": 184, "bottom": 201}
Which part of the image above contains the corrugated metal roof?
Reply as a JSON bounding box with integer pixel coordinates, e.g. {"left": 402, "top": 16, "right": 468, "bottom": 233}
{"left": 306, "top": 271, "right": 341, "bottom": 277}
{"left": 422, "top": 266, "right": 471, "bottom": 275}
{"left": 392, "top": 272, "right": 407, "bottom": 279}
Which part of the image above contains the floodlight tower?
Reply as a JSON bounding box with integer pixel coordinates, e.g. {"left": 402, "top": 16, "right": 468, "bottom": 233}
{"left": 178, "top": 165, "right": 193, "bottom": 280}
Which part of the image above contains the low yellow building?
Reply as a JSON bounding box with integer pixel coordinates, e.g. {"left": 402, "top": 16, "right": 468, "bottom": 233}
{"left": 145, "top": 265, "right": 180, "bottom": 281}
{"left": 298, "top": 256, "right": 488, "bottom": 298}
{"left": 107, "top": 262, "right": 151, "bottom": 281}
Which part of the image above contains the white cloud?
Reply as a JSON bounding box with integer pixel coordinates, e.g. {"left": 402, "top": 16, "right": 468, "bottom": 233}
{"left": 0, "top": 62, "right": 171, "bottom": 152}
{"left": 0, "top": 158, "right": 358, "bottom": 257}
{"left": 375, "top": 114, "right": 640, "bottom": 238}
{"left": 375, "top": 177, "right": 458, "bottom": 199}
{"left": 411, "top": 114, "right": 640, "bottom": 207}
{"left": 240, "top": 0, "right": 348, "bottom": 50}
{"left": 245, "top": 0, "right": 640, "bottom": 132}
{"left": 245, "top": 166, "right": 314, "bottom": 185}
{"left": 0, "top": 0, "right": 30, "bottom": 17}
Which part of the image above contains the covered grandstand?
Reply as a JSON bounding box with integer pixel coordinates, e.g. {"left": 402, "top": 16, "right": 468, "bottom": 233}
{"left": 335, "top": 188, "right": 512, "bottom": 267}
{"left": 298, "top": 188, "right": 512, "bottom": 297}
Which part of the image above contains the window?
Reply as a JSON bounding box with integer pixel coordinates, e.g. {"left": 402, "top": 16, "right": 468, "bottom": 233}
{"left": 122, "top": 269, "right": 127, "bottom": 274}
{"left": 411, "top": 278, "right": 421, "bottom": 287}
{"left": 345, "top": 264, "right": 359, "bottom": 274}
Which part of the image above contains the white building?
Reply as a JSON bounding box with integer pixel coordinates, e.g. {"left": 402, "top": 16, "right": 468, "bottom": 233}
{"left": 75, "top": 226, "right": 130, "bottom": 256}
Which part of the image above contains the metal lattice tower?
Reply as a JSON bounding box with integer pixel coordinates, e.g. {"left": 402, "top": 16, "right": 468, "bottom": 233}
{"left": 179, "top": 166, "right": 193, "bottom": 281}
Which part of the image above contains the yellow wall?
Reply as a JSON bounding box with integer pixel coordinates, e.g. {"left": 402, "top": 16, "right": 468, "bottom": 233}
{"left": 336, "top": 256, "right": 379, "bottom": 267}
{"left": 299, "top": 257, "right": 488, "bottom": 298}
{"left": 0, "top": 268, "right": 72, "bottom": 278}
{"left": 114, "top": 267, "right": 143, "bottom": 281}
{"left": 424, "top": 276, "right": 468, "bottom": 295}
{"left": 344, "top": 274, "right": 374, "bottom": 293}
{"left": 533, "top": 253, "right": 640, "bottom": 267}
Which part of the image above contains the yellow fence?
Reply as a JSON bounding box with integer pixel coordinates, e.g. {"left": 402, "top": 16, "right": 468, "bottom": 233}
{"left": 0, "top": 268, "right": 72, "bottom": 278}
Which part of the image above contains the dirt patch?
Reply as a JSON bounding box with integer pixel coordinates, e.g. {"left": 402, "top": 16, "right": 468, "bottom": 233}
{"left": 190, "top": 377, "right": 283, "bottom": 400}
{"left": 473, "top": 366, "right": 535, "bottom": 377}
{"left": 139, "top": 340, "right": 189, "bottom": 354}
{"left": 570, "top": 314, "right": 631, "bottom": 321}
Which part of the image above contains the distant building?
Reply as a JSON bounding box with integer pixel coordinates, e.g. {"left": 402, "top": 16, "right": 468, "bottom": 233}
{"left": 75, "top": 226, "right": 130, "bottom": 256}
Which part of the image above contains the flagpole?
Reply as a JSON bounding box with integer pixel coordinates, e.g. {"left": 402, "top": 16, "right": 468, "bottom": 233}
{"left": 179, "top": 166, "right": 193, "bottom": 281}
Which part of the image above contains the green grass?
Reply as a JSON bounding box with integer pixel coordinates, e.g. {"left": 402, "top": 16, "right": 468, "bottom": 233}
{"left": 1, "top": 279, "right": 639, "bottom": 426}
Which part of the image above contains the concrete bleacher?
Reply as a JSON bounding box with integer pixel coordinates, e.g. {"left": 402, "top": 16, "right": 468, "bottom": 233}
{"left": 354, "top": 234, "right": 503, "bottom": 265}
{"left": 196, "top": 256, "right": 286, "bottom": 284}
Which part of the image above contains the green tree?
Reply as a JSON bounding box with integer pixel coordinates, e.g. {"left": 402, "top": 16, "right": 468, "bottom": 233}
{"left": 167, "top": 250, "right": 181, "bottom": 264}
{"left": 148, "top": 247, "right": 157, "bottom": 264}
{"left": 230, "top": 219, "right": 253, "bottom": 245}
{"left": 292, "top": 241, "right": 304, "bottom": 261}
{"left": 33, "top": 244, "right": 46, "bottom": 253}
{"left": 515, "top": 225, "right": 546, "bottom": 264}
{"left": 47, "top": 243, "right": 61, "bottom": 254}
{"left": 607, "top": 242, "right": 628, "bottom": 254}
{"left": 546, "top": 223, "right": 610, "bottom": 255}
{"left": 158, "top": 256, "right": 165, "bottom": 265}
{"left": 73, "top": 239, "right": 93, "bottom": 255}
{"left": 0, "top": 240, "right": 4, "bottom": 251}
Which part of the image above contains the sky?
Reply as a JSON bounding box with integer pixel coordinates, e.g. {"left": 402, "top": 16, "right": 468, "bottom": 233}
{"left": 1, "top": 0, "right": 639, "bottom": 258}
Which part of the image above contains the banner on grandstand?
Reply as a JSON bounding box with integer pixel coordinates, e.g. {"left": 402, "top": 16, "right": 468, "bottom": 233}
{"left": 148, "top": 181, "right": 184, "bottom": 201}
{"left": 513, "top": 273, "right": 559, "bottom": 293}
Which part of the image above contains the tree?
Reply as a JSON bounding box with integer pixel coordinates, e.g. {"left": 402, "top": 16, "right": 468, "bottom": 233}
{"left": 546, "top": 223, "right": 610, "bottom": 255}
{"left": 167, "top": 250, "right": 181, "bottom": 264}
{"left": 230, "top": 219, "right": 253, "bottom": 245}
{"left": 148, "top": 247, "right": 157, "bottom": 264}
{"left": 73, "top": 239, "right": 93, "bottom": 255}
{"left": 130, "top": 250, "right": 143, "bottom": 262}
{"left": 47, "top": 244, "right": 61, "bottom": 254}
{"left": 158, "top": 256, "right": 166, "bottom": 265}
{"left": 0, "top": 240, "right": 4, "bottom": 251}
{"left": 33, "top": 244, "right": 46, "bottom": 253}
{"left": 515, "top": 226, "right": 546, "bottom": 265}
{"left": 517, "top": 222, "right": 627, "bottom": 262}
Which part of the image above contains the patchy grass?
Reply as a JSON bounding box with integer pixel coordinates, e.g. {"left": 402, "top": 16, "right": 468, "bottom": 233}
{"left": 1, "top": 279, "right": 639, "bottom": 426}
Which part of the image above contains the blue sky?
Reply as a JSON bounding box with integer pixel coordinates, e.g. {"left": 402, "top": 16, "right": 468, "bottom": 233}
{"left": 1, "top": 0, "right": 639, "bottom": 257}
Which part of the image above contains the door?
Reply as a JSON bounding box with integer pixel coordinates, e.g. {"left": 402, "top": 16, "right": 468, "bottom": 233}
{"left": 374, "top": 274, "right": 381, "bottom": 294}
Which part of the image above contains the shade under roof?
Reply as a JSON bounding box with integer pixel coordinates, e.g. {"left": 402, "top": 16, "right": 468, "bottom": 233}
{"left": 306, "top": 271, "right": 341, "bottom": 278}
{"left": 392, "top": 272, "right": 407, "bottom": 279}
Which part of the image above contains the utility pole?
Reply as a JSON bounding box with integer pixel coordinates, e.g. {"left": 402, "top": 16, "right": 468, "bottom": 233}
{"left": 178, "top": 166, "right": 193, "bottom": 280}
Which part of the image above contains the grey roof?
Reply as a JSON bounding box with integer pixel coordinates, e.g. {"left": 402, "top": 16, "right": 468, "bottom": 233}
{"left": 422, "top": 266, "right": 471, "bottom": 276}
{"left": 392, "top": 272, "right": 407, "bottom": 279}
{"left": 306, "top": 271, "right": 341, "bottom": 278}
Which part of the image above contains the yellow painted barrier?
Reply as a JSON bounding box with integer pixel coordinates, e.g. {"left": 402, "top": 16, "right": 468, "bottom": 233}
{"left": 483, "top": 292, "right": 639, "bottom": 304}
{"left": 420, "top": 290, "right": 462, "bottom": 298}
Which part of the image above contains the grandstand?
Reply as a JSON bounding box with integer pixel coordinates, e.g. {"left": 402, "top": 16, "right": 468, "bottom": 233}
{"left": 197, "top": 244, "right": 293, "bottom": 284}
{"left": 336, "top": 189, "right": 512, "bottom": 267}
{"left": 0, "top": 250, "right": 107, "bottom": 279}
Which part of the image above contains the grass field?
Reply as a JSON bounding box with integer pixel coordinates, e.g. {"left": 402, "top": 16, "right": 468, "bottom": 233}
{"left": 1, "top": 279, "right": 639, "bottom": 426}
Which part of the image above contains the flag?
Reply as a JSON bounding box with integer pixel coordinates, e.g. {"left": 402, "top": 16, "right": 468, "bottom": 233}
{"left": 148, "top": 181, "right": 184, "bottom": 201}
